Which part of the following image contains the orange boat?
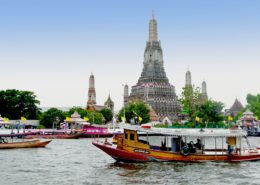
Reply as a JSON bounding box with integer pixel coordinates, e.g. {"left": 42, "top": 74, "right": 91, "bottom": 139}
{"left": 93, "top": 124, "right": 260, "bottom": 162}
{"left": 0, "top": 139, "right": 51, "bottom": 149}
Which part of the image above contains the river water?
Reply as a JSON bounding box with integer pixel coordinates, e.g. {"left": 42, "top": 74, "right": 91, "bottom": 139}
{"left": 0, "top": 137, "right": 260, "bottom": 185}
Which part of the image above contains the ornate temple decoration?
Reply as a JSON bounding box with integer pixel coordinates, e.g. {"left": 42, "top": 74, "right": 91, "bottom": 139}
{"left": 128, "top": 15, "right": 181, "bottom": 121}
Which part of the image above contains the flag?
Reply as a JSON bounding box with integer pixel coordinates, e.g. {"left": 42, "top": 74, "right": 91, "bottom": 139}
{"left": 138, "top": 116, "right": 142, "bottom": 123}
{"left": 195, "top": 116, "right": 200, "bottom": 122}
{"left": 3, "top": 117, "right": 9, "bottom": 122}
{"left": 65, "top": 117, "right": 72, "bottom": 122}
{"left": 84, "top": 117, "right": 89, "bottom": 121}
{"left": 228, "top": 116, "right": 233, "bottom": 121}
{"left": 121, "top": 116, "right": 126, "bottom": 122}
{"left": 21, "top": 117, "right": 27, "bottom": 121}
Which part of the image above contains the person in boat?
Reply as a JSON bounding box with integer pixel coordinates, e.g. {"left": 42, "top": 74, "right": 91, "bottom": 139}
{"left": 160, "top": 140, "right": 167, "bottom": 151}
{"left": 195, "top": 138, "right": 202, "bottom": 150}
{"left": 0, "top": 137, "right": 6, "bottom": 143}
{"left": 188, "top": 141, "right": 196, "bottom": 153}
{"left": 227, "top": 144, "right": 233, "bottom": 154}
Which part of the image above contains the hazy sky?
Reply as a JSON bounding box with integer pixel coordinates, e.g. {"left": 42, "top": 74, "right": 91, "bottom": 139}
{"left": 0, "top": 0, "right": 259, "bottom": 111}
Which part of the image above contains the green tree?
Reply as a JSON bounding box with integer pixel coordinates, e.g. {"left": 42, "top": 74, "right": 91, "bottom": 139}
{"left": 89, "top": 111, "right": 104, "bottom": 124}
{"left": 40, "top": 108, "right": 66, "bottom": 128}
{"left": 194, "top": 100, "right": 224, "bottom": 127}
{"left": 246, "top": 94, "right": 260, "bottom": 119}
{"left": 66, "top": 107, "right": 89, "bottom": 118}
{"left": 66, "top": 107, "right": 104, "bottom": 124}
{"left": 99, "top": 108, "right": 113, "bottom": 123}
{"left": 0, "top": 89, "right": 41, "bottom": 119}
{"left": 180, "top": 86, "right": 201, "bottom": 119}
{"left": 118, "top": 101, "right": 150, "bottom": 124}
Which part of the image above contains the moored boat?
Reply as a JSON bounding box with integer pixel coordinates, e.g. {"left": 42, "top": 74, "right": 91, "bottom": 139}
{"left": 0, "top": 139, "right": 51, "bottom": 149}
{"left": 24, "top": 132, "right": 83, "bottom": 139}
{"left": 82, "top": 125, "right": 113, "bottom": 138}
{"left": 93, "top": 124, "right": 260, "bottom": 162}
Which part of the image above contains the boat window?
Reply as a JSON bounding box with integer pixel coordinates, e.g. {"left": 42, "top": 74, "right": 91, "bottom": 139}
{"left": 125, "top": 133, "right": 128, "bottom": 139}
{"left": 130, "top": 133, "right": 135, "bottom": 141}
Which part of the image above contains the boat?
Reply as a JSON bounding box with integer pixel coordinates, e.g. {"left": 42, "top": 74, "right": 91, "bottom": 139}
{"left": 24, "top": 131, "right": 83, "bottom": 139}
{"left": 0, "top": 139, "right": 51, "bottom": 149}
{"left": 82, "top": 125, "right": 113, "bottom": 138}
{"left": 92, "top": 124, "right": 260, "bottom": 162}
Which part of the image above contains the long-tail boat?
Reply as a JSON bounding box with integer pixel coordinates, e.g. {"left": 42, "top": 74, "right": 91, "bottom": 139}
{"left": 0, "top": 139, "right": 51, "bottom": 149}
{"left": 93, "top": 124, "right": 260, "bottom": 162}
{"left": 24, "top": 131, "right": 83, "bottom": 139}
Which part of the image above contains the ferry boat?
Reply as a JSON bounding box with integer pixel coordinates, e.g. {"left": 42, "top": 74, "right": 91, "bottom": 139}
{"left": 92, "top": 124, "right": 260, "bottom": 162}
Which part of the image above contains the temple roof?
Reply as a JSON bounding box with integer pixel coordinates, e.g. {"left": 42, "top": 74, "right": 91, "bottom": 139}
{"left": 105, "top": 94, "right": 114, "bottom": 105}
{"left": 229, "top": 99, "right": 243, "bottom": 112}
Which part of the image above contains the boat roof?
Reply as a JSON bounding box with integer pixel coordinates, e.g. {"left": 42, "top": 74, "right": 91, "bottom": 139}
{"left": 121, "top": 124, "right": 247, "bottom": 137}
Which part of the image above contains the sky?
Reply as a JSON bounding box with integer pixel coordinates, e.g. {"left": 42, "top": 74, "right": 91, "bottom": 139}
{"left": 0, "top": 0, "right": 260, "bottom": 111}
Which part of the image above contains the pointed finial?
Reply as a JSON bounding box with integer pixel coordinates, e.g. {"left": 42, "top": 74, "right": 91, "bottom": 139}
{"left": 152, "top": 10, "right": 155, "bottom": 19}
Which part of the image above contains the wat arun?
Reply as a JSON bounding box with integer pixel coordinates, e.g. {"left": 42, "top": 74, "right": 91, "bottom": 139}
{"left": 127, "top": 15, "right": 181, "bottom": 121}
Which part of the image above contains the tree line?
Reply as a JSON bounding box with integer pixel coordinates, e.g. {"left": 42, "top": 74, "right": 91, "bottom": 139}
{"left": 0, "top": 89, "right": 113, "bottom": 128}
{"left": 1, "top": 89, "right": 260, "bottom": 128}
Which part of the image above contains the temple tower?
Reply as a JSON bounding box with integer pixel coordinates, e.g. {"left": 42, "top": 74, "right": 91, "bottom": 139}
{"left": 87, "top": 73, "right": 96, "bottom": 106}
{"left": 123, "top": 84, "right": 129, "bottom": 106}
{"left": 104, "top": 94, "right": 114, "bottom": 112}
{"left": 201, "top": 80, "right": 208, "bottom": 101}
{"left": 129, "top": 15, "right": 181, "bottom": 121}
{"left": 185, "top": 70, "right": 192, "bottom": 87}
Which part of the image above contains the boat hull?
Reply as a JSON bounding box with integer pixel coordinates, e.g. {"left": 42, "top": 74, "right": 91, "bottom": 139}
{"left": 0, "top": 140, "right": 51, "bottom": 149}
{"left": 92, "top": 140, "right": 260, "bottom": 162}
{"left": 25, "top": 133, "right": 83, "bottom": 139}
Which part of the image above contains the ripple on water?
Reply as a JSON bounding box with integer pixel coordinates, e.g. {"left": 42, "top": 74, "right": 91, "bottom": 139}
{"left": 1, "top": 138, "right": 260, "bottom": 185}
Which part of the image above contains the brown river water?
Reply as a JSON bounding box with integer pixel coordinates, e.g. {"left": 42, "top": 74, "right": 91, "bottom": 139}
{"left": 0, "top": 137, "right": 260, "bottom": 185}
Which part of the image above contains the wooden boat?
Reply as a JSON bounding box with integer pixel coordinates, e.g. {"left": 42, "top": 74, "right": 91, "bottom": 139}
{"left": 24, "top": 132, "right": 83, "bottom": 139}
{"left": 92, "top": 124, "right": 260, "bottom": 162}
{"left": 0, "top": 139, "right": 51, "bottom": 149}
{"left": 82, "top": 126, "right": 113, "bottom": 138}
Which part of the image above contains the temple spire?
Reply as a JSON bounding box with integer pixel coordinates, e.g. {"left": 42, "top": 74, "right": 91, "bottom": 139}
{"left": 149, "top": 12, "right": 158, "bottom": 42}
{"left": 123, "top": 84, "right": 129, "bottom": 106}
{"left": 201, "top": 80, "right": 208, "bottom": 101}
{"left": 185, "top": 69, "right": 192, "bottom": 87}
{"left": 87, "top": 73, "right": 96, "bottom": 106}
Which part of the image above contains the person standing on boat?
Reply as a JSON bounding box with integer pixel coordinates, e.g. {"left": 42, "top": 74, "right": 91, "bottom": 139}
{"left": 195, "top": 138, "right": 202, "bottom": 150}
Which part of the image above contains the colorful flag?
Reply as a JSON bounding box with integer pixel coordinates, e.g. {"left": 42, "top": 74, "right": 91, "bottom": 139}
{"left": 195, "top": 116, "right": 200, "bottom": 122}
{"left": 84, "top": 117, "right": 89, "bottom": 121}
{"left": 21, "top": 117, "right": 27, "bottom": 121}
{"left": 138, "top": 116, "right": 142, "bottom": 122}
{"left": 228, "top": 116, "right": 233, "bottom": 121}
{"left": 121, "top": 116, "right": 126, "bottom": 122}
{"left": 65, "top": 117, "right": 72, "bottom": 122}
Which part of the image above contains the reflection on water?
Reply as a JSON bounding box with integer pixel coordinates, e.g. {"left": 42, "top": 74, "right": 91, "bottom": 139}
{"left": 0, "top": 138, "right": 260, "bottom": 185}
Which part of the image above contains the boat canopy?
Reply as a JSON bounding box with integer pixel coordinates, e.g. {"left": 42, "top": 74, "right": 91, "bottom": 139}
{"left": 121, "top": 124, "right": 247, "bottom": 137}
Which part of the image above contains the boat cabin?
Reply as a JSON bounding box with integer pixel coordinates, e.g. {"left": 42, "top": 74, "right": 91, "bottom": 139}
{"left": 117, "top": 125, "right": 247, "bottom": 156}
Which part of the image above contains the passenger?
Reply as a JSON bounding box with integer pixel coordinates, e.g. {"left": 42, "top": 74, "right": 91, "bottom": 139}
{"left": 161, "top": 140, "right": 167, "bottom": 151}
{"left": 227, "top": 145, "right": 233, "bottom": 154}
{"left": 0, "top": 137, "right": 6, "bottom": 143}
{"left": 195, "top": 138, "right": 202, "bottom": 150}
{"left": 188, "top": 141, "right": 196, "bottom": 153}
